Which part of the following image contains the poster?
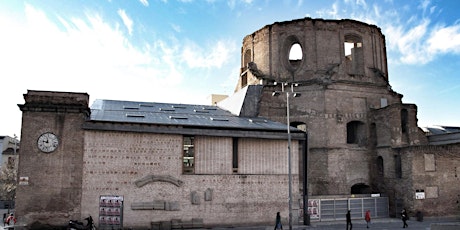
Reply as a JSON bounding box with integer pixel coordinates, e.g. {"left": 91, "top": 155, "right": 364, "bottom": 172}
{"left": 308, "top": 199, "right": 320, "bottom": 219}
{"left": 99, "top": 195, "right": 123, "bottom": 229}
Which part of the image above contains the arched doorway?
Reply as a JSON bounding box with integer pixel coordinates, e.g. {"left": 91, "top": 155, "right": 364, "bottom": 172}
{"left": 351, "top": 183, "right": 371, "bottom": 194}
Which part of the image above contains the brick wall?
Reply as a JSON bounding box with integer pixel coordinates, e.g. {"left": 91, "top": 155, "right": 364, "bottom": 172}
{"left": 81, "top": 131, "right": 300, "bottom": 228}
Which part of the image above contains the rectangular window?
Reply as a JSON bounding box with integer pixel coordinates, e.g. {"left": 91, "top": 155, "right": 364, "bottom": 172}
{"left": 232, "top": 137, "right": 238, "bottom": 173}
{"left": 424, "top": 154, "right": 436, "bottom": 171}
{"left": 394, "top": 154, "right": 402, "bottom": 179}
{"left": 183, "top": 136, "right": 195, "bottom": 174}
{"left": 380, "top": 98, "right": 388, "bottom": 108}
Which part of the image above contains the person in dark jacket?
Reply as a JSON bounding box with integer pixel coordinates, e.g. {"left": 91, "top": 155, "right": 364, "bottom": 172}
{"left": 274, "top": 212, "right": 283, "bottom": 230}
{"left": 346, "top": 210, "right": 352, "bottom": 230}
{"left": 401, "top": 208, "right": 408, "bottom": 228}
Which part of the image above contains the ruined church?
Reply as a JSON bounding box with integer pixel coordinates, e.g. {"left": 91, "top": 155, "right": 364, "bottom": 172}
{"left": 14, "top": 18, "right": 460, "bottom": 229}
{"left": 221, "top": 17, "right": 460, "bottom": 220}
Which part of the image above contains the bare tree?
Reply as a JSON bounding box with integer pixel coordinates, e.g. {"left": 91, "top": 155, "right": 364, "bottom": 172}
{"left": 0, "top": 157, "right": 17, "bottom": 201}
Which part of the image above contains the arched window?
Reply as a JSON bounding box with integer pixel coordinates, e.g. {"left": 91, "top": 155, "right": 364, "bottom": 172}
{"left": 344, "top": 34, "right": 364, "bottom": 75}
{"left": 241, "top": 74, "right": 247, "bottom": 88}
{"left": 401, "top": 109, "right": 408, "bottom": 134}
{"left": 370, "top": 123, "right": 377, "bottom": 147}
{"left": 289, "top": 43, "right": 303, "bottom": 68}
{"left": 377, "top": 156, "right": 384, "bottom": 177}
{"left": 394, "top": 154, "right": 402, "bottom": 179}
{"left": 243, "top": 49, "right": 251, "bottom": 71}
{"left": 240, "top": 49, "right": 251, "bottom": 88}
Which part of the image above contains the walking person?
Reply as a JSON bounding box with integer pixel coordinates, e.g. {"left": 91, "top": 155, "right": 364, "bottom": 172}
{"left": 4, "top": 213, "right": 16, "bottom": 229}
{"left": 401, "top": 208, "right": 408, "bottom": 228}
{"left": 365, "top": 210, "right": 371, "bottom": 228}
{"left": 346, "top": 210, "right": 352, "bottom": 230}
{"left": 274, "top": 212, "right": 283, "bottom": 230}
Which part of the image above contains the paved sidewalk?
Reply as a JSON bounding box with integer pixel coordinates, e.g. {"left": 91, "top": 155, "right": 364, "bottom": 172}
{"left": 208, "top": 217, "right": 460, "bottom": 230}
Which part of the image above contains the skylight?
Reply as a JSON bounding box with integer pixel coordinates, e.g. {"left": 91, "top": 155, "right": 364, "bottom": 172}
{"left": 126, "top": 114, "right": 145, "bottom": 118}
{"left": 169, "top": 116, "right": 188, "bottom": 119}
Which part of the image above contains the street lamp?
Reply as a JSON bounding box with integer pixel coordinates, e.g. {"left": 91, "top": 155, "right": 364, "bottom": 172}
{"left": 272, "top": 82, "right": 301, "bottom": 230}
{"left": 13, "top": 134, "right": 17, "bottom": 155}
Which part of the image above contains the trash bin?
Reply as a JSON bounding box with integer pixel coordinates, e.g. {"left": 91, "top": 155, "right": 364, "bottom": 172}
{"left": 416, "top": 211, "right": 423, "bottom": 222}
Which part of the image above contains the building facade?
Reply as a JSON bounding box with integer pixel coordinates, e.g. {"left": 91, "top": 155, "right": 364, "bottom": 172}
{"left": 224, "top": 17, "right": 460, "bottom": 219}
{"left": 15, "top": 90, "right": 306, "bottom": 229}
{"left": 14, "top": 17, "right": 460, "bottom": 229}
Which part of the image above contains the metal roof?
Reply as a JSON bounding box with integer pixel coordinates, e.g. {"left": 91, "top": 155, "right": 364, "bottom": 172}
{"left": 89, "top": 99, "right": 298, "bottom": 132}
{"left": 421, "top": 125, "right": 460, "bottom": 135}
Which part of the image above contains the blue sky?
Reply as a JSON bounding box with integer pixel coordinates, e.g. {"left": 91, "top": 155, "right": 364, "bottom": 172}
{"left": 1, "top": 0, "right": 459, "bottom": 137}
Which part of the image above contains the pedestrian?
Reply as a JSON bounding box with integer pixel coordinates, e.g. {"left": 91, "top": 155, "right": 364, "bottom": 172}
{"left": 274, "top": 212, "right": 283, "bottom": 230}
{"left": 346, "top": 210, "right": 352, "bottom": 230}
{"left": 4, "top": 213, "right": 16, "bottom": 226}
{"left": 401, "top": 208, "right": 408, "bottom": 228}
{"left": 365, "top": 210, "right": 371, "bottom": 228}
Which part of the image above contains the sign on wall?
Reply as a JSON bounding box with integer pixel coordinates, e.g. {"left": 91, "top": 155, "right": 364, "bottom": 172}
{"left": 415, "top": 190, "right": 425, "bottom": 200}
{"left": 99, "top": 195, "right": 123, "bottom": 229}
{"left": 19, "top": 177, "right": 29, "bottom": 185}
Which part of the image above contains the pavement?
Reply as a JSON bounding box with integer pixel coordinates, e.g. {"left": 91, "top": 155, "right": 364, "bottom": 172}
{"left": 0, "top": 218, "right": 458, "bottom": 230}
{"left": 208, "top": 217, "right": 460, "bottom": 230}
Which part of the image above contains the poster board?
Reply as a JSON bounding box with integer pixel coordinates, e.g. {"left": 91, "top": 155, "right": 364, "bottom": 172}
{"left": 99, "top": 195, "right": 123, "bottom": 229}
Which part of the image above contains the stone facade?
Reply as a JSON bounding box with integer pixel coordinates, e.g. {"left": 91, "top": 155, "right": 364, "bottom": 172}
{"left": 399, "top": 145, "right": 460, "bottom": 216}
{"left": 81, "top": 131, "right": 299, "bottom": 228}
{"left": 15, "top": 18, "right": 460, "bottom": 229}
{"left": 16, "top": 91, "right": 306, "bottom": 229}
{"left": 16, "top": 90, "right": 89, "bottom": 226}
{"left": 231, "top": 17, "right": 460, "bottom": 218}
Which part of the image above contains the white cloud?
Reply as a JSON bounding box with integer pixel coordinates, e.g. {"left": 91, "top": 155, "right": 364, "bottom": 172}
{"left": 385, "top": 18, "right": 460, "bottom": 65}
{"left": 118, "top": 9, "right": 133, "bottom": 35}
{"left": 171, "top": 23, "right": 181, "bottom": 33}
{"left": 356, "top": 0, "right": 367, "bottom": 8}
{"left": 181, "top": 40, "right": 236, "bottom": 69}
{"left": 427, "top": 24, "right": 460, "bottom": 54}
{"left": 316, "top": 2, "right": 339, "bottom": 18}
{"left": 0, "top": 4, "right": 193, "bottom": 108}
{"left": 296, "top": 0, "right": 304, "bottom": 8}
{"left": 344, "top": 0, "right": 367, "bottom": 8}
{"left": 227, "top": 0, "right": 236, "bottom": 10}
{"left": 394, "top": 19, "right": 430, "bottom": 64}
{"left": 418, "top": 0, "right": 431, "bottom": 13}
{"left": 373, "top": 4, "right": 381, "bottom": 18}
{"left": 139, "top": 0, "right": 149, "bottom": 7}
{"left": 227, "top": 0, "right": 253, "bottom": 10}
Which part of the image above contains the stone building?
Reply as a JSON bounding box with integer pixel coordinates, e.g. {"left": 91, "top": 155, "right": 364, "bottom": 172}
{"left": 221, "top": 17, "right": 460, "bottom": 220}
{"left": 14, "top": 17, "right": 460, "bottom": 229}
{"left": 15, "top": 90, "right": 306, "bottom": 229}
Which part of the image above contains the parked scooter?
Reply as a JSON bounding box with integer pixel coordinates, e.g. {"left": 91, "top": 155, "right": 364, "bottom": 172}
{"left": 68, "top": 216, "right": 96, "bottom": 230}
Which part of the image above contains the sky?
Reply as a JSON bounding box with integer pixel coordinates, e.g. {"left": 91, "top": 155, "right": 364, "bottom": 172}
{"left": 1, "top": 0, "right": 459, "bottom": 138}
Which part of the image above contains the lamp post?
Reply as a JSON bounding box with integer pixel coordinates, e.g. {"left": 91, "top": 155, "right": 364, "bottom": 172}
{"left": 13, "top": 134, "right": 17, "bottom": 155}
{"left": 272, "top": 82, "right": 301, "bottom": 230}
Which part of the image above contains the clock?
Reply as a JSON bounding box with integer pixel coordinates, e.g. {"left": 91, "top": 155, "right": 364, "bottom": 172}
{"left": 37, "top": 132, "right": 59, "bottom": 153}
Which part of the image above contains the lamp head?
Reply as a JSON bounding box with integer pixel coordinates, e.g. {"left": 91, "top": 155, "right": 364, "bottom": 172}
{"left": 272, "top": 91, "right": 281, "bottom": 97}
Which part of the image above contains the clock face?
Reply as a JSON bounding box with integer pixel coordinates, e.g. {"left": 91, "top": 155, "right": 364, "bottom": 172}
{"left": 37, "top": 132, "right": 59, "bottom": 153}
